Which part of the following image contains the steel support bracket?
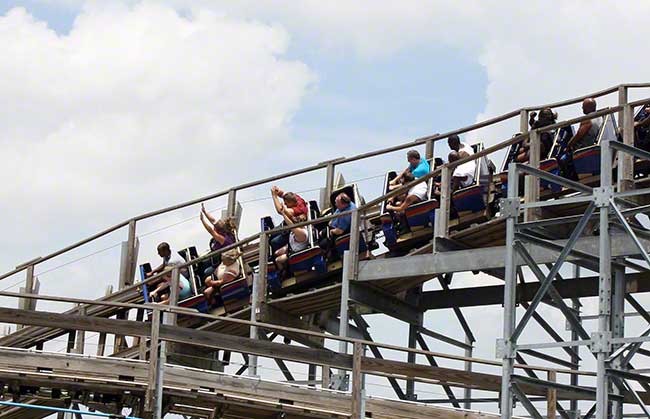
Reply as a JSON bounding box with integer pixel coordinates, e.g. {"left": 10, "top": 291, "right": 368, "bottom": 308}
{"left": 500, "top": 198, "right": 520, "bottom": 219}
{"left": 330, "top": 373, "right": 349, "bottom": 391}
{"left": 496, "top": 338, "right": 517, "bottom": 359}
{"left": 592, "top": 187, "right": 613, "bottom": 208}
{"left": 590, "top": 331, "right": 612, "bottom": 354}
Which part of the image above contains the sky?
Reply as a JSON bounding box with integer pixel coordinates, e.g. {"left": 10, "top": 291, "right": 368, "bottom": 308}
{"left": 2, "top": 1, "right": 650, "bottom": 418}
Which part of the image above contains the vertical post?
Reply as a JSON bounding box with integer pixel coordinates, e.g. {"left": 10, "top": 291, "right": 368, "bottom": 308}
{"left": 463, "top": 336, "right": 473, "bottom": 410}
{"left": 500, "top": 162, "right": 520, "bottom": 419}
{"left": 406, "top": 287, "right": 422, "bottom": 401}
{"left": 570, "top": 265, "right": 581, "bottom": 419}
{"left": 611, "top": 260, "right": 626, "bottom": 418}
{"left": 249, "top": 233, "right": 268, "bottom": 377}
{"left": 17, "top": 265, "right": 35, "bottom": 330}
{"left": 338, "top": 210, "right": 359, "bottom": 365}
{"left": 227, "top": 189, "right": 237, "bottom": 217}
{"left": 618, "top": 86, "right": 627, "bottom": 134}
{"left": 619, "top": 103, "right": 635, "bottom": 193}
{"left": 524, "top": 130, "right": 540, "bottom": 222}
{"left": 325, "top": 163, "right": 336, "bottom": 207}
{"left": 74, "top": 306, "right": 86, "bottom": 354}
{"left": 115, "top": 220, "right": 137, "bottom": 353}
{"left": 96, "top": 285, "right": 112, "bottom": 357}
{"left": 436, "top": 166, "right": 451, "bottom": 241}
{"left": 595, "top": 132, "right": 613, "bottom": 419}
{"left": 145, "top": 309, "right": 161, "bottom": 415}
{"left": 520, "top": 109, "right": 530, "bottom": 135}
{"left": 322, "top": 365, "right": 331, "bottom": 389}
{"left": 547, "top": 370, "right": 557, "bottom": 419}
{"left": 351, "top": 342, "right": 364, "bottom": 419}
{"left": 308, "top": 364, "right": 317, "bottom": 387}
{"left": 120, "top": 219, "right": 137, "bottom": 289}
{"left": 425, "top": 139, "right": 435, "bottom": 161}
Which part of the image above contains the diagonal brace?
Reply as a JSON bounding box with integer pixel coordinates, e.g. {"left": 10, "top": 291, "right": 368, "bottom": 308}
{"left": 512, "top": 202, "right": 596, "bottom": 341}
{"left": 515, "top": 242, "right": 590, "bottom": 340}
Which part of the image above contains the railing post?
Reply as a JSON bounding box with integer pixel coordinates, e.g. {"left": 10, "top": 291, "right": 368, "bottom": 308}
{"left": 351, "top": 342, "right": 364, "bottom": 419}
{"left": 249, "top": 233, "right": 268, "bottom": 377}
{"left": 619, "top": 103, "right": 635, "bottom": 192}
{"left": 524, "top": 130, "right": 540, "bottom": 222}
{"left": 425, "top": 138, "right": 434, "bottom": 161}
{"left": 96, "top": 285, "right": 112, "bottom": 357}
{"left": 323, "top": 162, "right": 336, "bottom": 210}
{"left": 18, "top": 265, "right": 38, "bottom": 330}
{"left": 618, "top": 85, "right": 628, "bottom": 135}
{"left": 227, "top": 189, "right": 237, "bottom": 218}
{"left": 435, "top": 166, "right": 451, "bottom": 243}
{"left": 115, "top": 220, "right": 137, "bottom": 353}
{"left": 145, "top": 308, "right": 161, "bottom": 415}
{"left": 74, "top": 306, "right": 86, "bottom": 355}
{"left": 520, "top": 109, "right": 529, "bottom": 134}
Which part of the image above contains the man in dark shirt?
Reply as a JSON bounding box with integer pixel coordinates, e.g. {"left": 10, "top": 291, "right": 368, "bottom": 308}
{"left": 319, "top": 193, "right": 355, "bottom": 260}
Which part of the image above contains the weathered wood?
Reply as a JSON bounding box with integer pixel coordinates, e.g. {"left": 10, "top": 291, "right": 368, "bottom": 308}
{"left": 351, "top": 342, "right": 363, "bottom": 419}
{"left": 349, "top": 282, "right": 421, "bottom": 325}
{"left": 547, "top": 370, "right": 557, "bottom": 419}
{"left": 145, "top": 309, "right": 160, "bottom": 413}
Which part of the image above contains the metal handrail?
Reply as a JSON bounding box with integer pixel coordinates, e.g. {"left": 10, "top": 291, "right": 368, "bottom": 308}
{"left": 3, "top": 83, "right": 648, "bottom": 280}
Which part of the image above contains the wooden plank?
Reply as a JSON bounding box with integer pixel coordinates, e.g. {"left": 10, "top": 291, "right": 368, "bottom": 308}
{"left": 547, "top": 370, "right": 557, "bottom": 419}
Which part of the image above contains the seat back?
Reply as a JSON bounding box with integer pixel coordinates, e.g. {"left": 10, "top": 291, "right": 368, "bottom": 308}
{"left": 220, "top": 277, "right": 251, "bottom": 314}
{"left": 288, "top": 201, "right": 326, "bottom": 274}
{"left": 574, "top": 114, "right": 616, "bottom": 176}
{"left": 139, "top": 263, "right": 153, "bottom": 303}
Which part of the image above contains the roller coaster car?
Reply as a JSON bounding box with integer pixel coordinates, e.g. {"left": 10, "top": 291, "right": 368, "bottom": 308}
{"left": 633, "top": 106, "right": 650, "bottom": 178}
{"left": 261, "top": 201, "right": 327, "bottom": 289}
{"left": 176, "top": 246, "right": 210, "bottom": 313}
{"left": 321, "top": 184, "right": 370, "bottom": 258}
{"left": 287, "top": 201, "right": 327, "bottom": 277}
{"left": 379, "top": 163, "right": 439, "bottom": 249}
{"left": 572, "top": 114, "right": 617, "bottom": 177}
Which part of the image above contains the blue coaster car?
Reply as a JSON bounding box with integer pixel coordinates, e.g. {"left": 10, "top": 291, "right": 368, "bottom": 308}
{"left": 452, "top": 143, "right": 489, "bottom": 215}
{"left": 287, "top": 201, "right": 326, "bottom": 275}
{"left": 220, "top": 277, "right": 250, "bottom": 314}
{"left": 261, "top": 216, "right": 282, "bottom": 291}
{"left": 572, "top": 114, "right": 617, "bottom": 177}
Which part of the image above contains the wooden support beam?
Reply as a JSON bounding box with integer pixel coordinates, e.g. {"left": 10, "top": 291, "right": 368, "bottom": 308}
{"left": 420, "top": 272, "right": 650, "bottom": 310}
{"left": 547, "top": 370, "right": 557, "bottom": 419}
{"left": 260, "top": 304, "right": 325, "bottom": 348}
{"left": 349, "top": 282, "right": 421, "bottom": 325}
{"left": 351, "top": 342, "right": 363, "bottom": 419}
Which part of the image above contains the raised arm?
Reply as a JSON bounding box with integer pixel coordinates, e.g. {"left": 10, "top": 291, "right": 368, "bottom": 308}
{"left": 201, "top": 203, "right": 217, "bottom": 225}
{"left": 200, "top": 213, "right": 227, "bottom": 244}
{"left": 271, "top": 188, "right": 285, "bottom": 214}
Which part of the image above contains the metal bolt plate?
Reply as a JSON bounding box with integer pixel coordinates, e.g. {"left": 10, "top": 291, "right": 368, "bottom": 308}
{"left": 592, "top": 187, "right": 613, "bottom": 208}
{"left": 500, "top": 198, "right": 520, "bottom": 218}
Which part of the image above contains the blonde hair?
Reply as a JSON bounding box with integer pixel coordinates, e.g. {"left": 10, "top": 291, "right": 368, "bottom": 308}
{"left": 214, "top": 217, "right": 237, "bottom": 236}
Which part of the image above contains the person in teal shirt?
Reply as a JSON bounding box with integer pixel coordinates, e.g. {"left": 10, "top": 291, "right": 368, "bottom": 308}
{"left": 390, "top": 150, "right": 430, "bottom": 190}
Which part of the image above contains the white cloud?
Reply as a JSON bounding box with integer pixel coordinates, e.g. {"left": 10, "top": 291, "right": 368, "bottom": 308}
{"left": 0, "top": 3, "right": 315, "bottom": 267}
